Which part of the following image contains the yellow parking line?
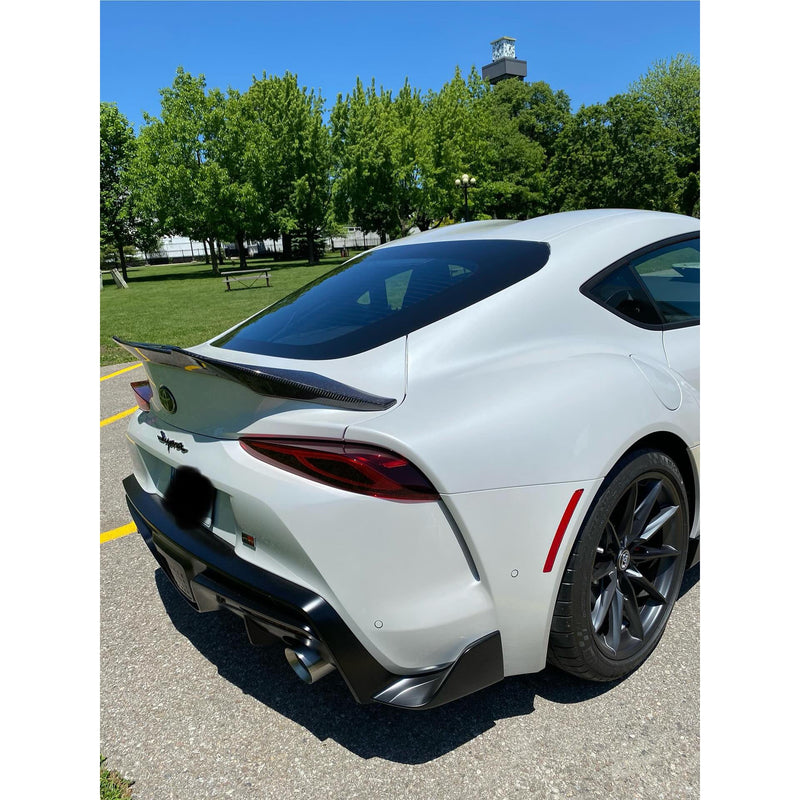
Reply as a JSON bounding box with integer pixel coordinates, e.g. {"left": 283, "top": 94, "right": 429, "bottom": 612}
{"left": 101, "top": 521, "right": 137, "bottom": 544}
{"left": 101, "top": 363, "right": 142, "bottom": 382}
{"left": 101, "top": 406, "right": 137, "bottom": 427}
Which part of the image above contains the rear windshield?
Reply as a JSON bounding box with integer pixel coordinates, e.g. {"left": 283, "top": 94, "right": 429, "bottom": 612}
{"left": 213, "top": 239, "right": 550, "bottom": 360}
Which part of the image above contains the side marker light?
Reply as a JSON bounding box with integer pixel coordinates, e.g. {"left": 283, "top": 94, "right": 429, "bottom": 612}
{"left": 543, "top": 489, "right": 584, "bottom": 573}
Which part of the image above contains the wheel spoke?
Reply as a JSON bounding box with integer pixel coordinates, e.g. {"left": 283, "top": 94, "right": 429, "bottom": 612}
{"left": 607, "top": 588, "right": 624, "bottom": 652}
{"left": 625, "top": 566, "right": 667, "bottom": 605}
{"left": 630, "top": 480, "right": 663, "bottom": 542}
{"left": 631, "top": 543, "right": 679, "bottom": 563}
{"left": 638, "top": 504, "right": 678, "bottom": 542}
{"left": 620, "top": 576, "right": 644, "bottom": 640}
{"left": 605, "top": 520, "right": 621, "bottom": 550}
{"left": 593, "top": 559, "right": 616, "bottom": 583}
{"left": 592, "top": 572, "right": 617, "bottom": 632}
{"left": 617, "top": 486, "right": 637, "bottom": 547}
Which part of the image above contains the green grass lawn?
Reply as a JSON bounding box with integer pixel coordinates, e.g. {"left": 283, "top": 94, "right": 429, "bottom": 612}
{"left": 100, "top": 756, "right": 134, "bottom": 799}
{"left": 100, "top": 254, "right": 349, "bottom": 366}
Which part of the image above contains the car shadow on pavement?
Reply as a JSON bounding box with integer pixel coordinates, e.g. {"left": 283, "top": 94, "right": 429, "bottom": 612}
{"left": 154, "top": 577, "right": 588, "bottom": 762}
{"left": 155, "top": 562, "right": 699, "bottom": 765}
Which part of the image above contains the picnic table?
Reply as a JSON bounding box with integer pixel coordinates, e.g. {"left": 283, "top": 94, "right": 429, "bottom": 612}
{"left": 221, "top": 268, "right": 271, "bottom": 291}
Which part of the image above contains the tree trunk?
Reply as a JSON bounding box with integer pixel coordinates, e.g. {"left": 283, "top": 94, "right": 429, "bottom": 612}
{"left": 379, "top": 231, "right": 387, "bottom": 244}
{"left": 236, "top": 231, "right": 248, "bottom": 269}
{"left": 216, "top": 239, "right": 225, "bottom": 264}
{"left": 202, "top": 239, "right": 210, "bottom": 264}
{"left": 307, "top": 231, "right": 316, "bottom": 264}
{"left": 207, "top": 238, "right": 219, "bottom": 276}
{"left": 116, "top": 242, "right": 129, "bottom": 283}
{"left": 281, "top": 232, "right": 293, "bottom": 261}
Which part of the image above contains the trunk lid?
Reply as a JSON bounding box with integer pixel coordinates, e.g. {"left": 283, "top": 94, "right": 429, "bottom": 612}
{"left": 115, "top": 336, "right": 407, "bottom": 440}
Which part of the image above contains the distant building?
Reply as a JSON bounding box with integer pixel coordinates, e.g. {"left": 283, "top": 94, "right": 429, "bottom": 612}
{"left": 134, "top": 229, "right": 382, "bottom": 265}
{"left": 481, "top": 36, "right": 527, "bottom": 85}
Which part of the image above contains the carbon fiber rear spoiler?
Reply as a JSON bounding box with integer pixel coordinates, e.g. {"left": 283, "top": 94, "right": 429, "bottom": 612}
{"left": 112, "top": 337, "right": 397, "bottom": 412}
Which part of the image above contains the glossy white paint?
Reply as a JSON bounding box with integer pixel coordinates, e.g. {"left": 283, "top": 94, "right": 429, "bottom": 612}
{"left": 127, "top": 416, "right": 496, "bottom": 672}
{"left": 663, "top": 325, "right": 700, "bottom": 393}
{"left": 143, "top": 336, "right": 408, "bottom": 440}
{"left": 441, "top": 479, "right": 602, "bottom": 674}
{"left": 124, "top": 209, "right": 700, "bottom": 678}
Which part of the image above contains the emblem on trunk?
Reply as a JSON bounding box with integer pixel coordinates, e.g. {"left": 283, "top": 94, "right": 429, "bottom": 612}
{"left": 158, "top": 431, "right": 188, "bottom": 454}
{"left": 158, "top": 385, "right": 177, "bottom": 414}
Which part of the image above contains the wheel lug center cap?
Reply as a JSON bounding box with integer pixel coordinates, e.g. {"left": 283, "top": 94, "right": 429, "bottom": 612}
{"left": 617, "top": 549, "right": 631, "bottom": 572}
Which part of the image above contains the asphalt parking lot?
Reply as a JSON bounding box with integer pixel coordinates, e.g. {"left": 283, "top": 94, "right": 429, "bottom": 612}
{"left": 100, "top": 361, "right": 700, "bottom": 800}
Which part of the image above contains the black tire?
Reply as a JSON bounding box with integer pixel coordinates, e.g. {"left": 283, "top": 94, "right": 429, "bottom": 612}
{"left": 547, "top": 449, "right": 689, "bottom": 681}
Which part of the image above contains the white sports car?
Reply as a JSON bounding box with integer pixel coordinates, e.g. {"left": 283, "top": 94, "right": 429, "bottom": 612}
{"left": 117, "top": 208, "right": 699, "bottom": 709}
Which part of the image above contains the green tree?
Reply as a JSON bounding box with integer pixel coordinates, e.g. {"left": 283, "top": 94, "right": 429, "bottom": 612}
{"left": 548, "top": 55, "right": 700, "bottom": 216}
{"left": 482, "top": 78, "right": 571, "bottom": 212}
{"left": 388, "top": 78, "right": 425, "bottom": 236}
{"left": 549, "top": 93, "right": 677, "bottom": 213}
{"left": 207, "top": 88, "right": 263, "bottom": 269}
{"left": 463, "top": 77, "right": 547, "bottom": 219}
{"left": 276, "top": 75, "right": 332, "bottom": 263}
{"left": 413, "top": 67, "right": 485, "bottom": 229}
{"left": 131, "top": 68, "right": 226, "bottom": 275}
{"left": 290, "top": 83, "right": 332, "bottom": 262}
{"left": 485, "top": 79, "right": 571, "bottom": 160}
{"left": 239, "top": 72, "right": 331, "bottom": 263}
{"left": 331, "top": 78, "right": 398, "bottom": 242}
{"left": 477, "top": 111, "right": 547, "bottom": 219}
{"left": 100, "top": 102, "right": 158, "bottom": 281}
{"left": 237, "top": 73, "right": 293, "bottom": 252}
{"left": 629, "top": 54, "right": 700, "bottom": 216}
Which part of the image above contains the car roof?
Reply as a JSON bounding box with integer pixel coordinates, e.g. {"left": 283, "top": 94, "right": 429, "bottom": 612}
{"left": 388, "top": 209, "right": 698, "bottom": 247}
{"left": 381, "top": 209, "right": 699, "bottom": 284}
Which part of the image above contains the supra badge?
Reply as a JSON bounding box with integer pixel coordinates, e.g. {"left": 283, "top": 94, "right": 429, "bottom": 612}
{"left": 158, "top": 430, "right": 188, "bottom": 454}
{"left": 158, "top": 385, "right": 177, "bottom": 414}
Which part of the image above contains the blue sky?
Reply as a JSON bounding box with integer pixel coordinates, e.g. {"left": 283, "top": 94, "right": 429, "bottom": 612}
{"left": 101, "top": 1, "right": 699, "bottom": 128}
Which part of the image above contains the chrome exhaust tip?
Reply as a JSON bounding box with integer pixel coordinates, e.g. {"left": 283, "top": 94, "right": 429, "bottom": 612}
{"left": 285, "top": 646, "right": 335, "bottom": 684}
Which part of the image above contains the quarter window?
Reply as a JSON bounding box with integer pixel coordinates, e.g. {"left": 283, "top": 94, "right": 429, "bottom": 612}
{"left": 631, "top": 240, "right": 700, "bottom": 324}
{"left": 586, "top": 266, "right": 661, "bottom": 325}
{"left": 583, "top": 235, "right": 700, "bottom": 328}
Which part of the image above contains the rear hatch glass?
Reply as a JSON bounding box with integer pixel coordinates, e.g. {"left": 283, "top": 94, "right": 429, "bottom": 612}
{"left": 213, "top": 239, "right": 550, "bottom": 360}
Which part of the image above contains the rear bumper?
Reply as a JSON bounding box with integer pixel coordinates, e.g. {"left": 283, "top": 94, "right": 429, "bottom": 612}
{"left": 123, "top": 473, "right": 504, "bottom": 709}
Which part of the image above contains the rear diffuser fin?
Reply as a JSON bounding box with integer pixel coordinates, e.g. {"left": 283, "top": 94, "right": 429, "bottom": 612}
{"left": 112, "top": 337, "right": 396, "bottom": 412}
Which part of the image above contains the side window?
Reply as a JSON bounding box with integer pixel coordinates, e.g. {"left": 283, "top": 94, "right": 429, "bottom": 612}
{"left": 631, "top": 239, "right": 700, "bottom": 324}
{"left": 587, "top": 265, "right": 662, "bottom": 325}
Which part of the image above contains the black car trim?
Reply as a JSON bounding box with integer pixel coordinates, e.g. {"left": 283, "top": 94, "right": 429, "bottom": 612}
{"left": 580, "top": 232, "right": 700, "bottom": 331}
{"left": 123, "top": 473, "right": 504, "bottom": 709}
{"left": 112, "top": 337, "right": 396, "bottom": 411}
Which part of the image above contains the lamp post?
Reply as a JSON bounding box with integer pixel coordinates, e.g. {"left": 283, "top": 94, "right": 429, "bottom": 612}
{"left": 455, "top": 173, "right": 476, "bottom": 222}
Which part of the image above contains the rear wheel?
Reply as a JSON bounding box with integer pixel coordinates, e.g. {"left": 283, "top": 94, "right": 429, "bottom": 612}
{"left": 548, "top": 449, "right": 689, "bottom": 681}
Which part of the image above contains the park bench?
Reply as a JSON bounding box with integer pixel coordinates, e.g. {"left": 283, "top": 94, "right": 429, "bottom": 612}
{"left": 221, "top": 268, "right": 271, "bottom": 291}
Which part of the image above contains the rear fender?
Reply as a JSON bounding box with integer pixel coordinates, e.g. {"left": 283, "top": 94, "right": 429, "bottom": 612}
{"left": 347, "top": 349, "right": 697, "bottom": 494}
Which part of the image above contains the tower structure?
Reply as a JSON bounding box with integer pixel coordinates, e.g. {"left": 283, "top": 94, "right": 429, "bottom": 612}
{"left": 481, "top": 36, "right": 527, "bottom": 84}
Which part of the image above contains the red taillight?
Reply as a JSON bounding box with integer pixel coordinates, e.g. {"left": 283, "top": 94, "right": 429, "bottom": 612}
{"left": 239, "top": 437, "right": 440, "bottom": 502}
{"left": 131, "top": 380, "right": 153, "bottom": 411}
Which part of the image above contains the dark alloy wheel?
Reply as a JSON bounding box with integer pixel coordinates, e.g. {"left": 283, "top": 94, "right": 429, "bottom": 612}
{"left": 548, "top": 449, "right": 690, "bottom": 681}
